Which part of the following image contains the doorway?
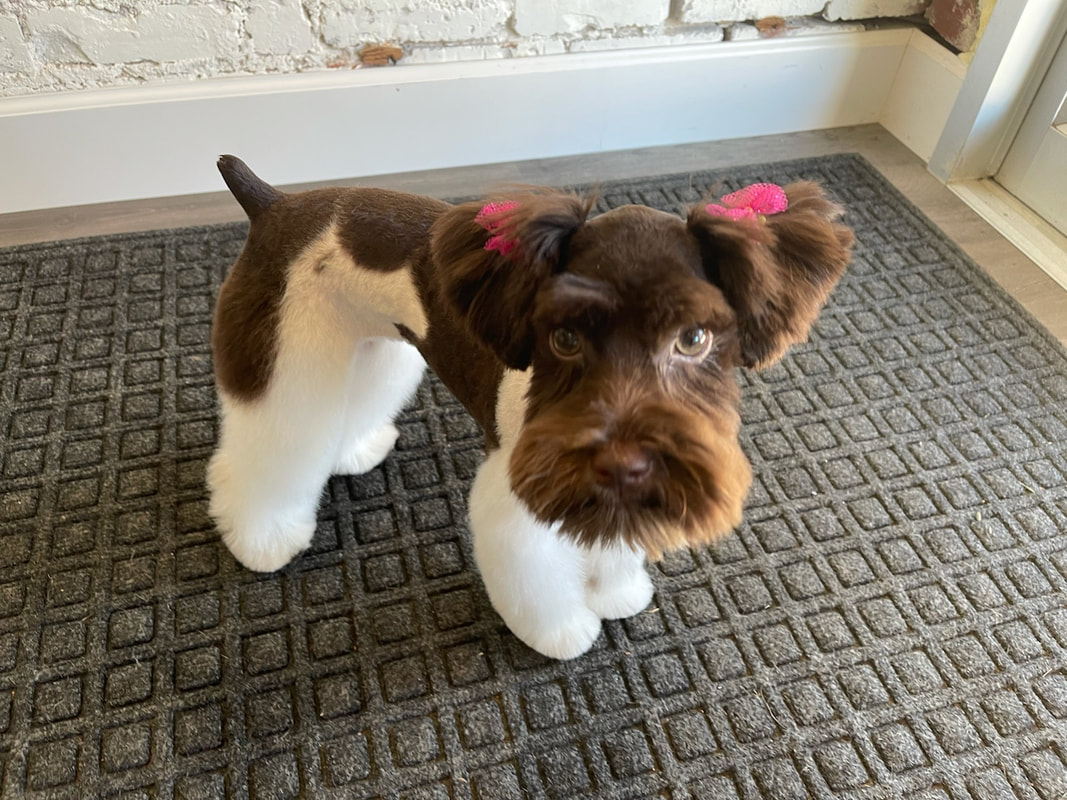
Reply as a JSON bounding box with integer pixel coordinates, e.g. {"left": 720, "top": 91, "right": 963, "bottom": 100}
{"left": 997, "top": 25, "right": 1067, "bottom": 237}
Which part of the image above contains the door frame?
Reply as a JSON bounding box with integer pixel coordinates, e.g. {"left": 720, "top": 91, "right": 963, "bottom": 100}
{"left": 929, "top": 0, "right": 1067, "bottom": 183}
{"left": 996, "top": 22, "right": 1067, "bottom": 234}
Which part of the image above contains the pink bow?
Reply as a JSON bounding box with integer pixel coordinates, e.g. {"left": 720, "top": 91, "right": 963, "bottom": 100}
{"left": 705, "top": 183, "right": 788, "bottom": 220}
{"left": 475, "top": 201, "right": 520, "bottom": 256}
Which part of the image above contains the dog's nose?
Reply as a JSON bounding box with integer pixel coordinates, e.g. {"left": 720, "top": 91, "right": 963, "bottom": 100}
{"left": 592, "top": 443, "right": 653, "bottom": 489}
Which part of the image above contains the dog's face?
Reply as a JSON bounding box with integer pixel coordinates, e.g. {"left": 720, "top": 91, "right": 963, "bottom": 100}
{"left": 431, "top": 184, "right": 853, "bottom": 556}
{"left": 512, "top": 207, "right": 751, "bottom": 556}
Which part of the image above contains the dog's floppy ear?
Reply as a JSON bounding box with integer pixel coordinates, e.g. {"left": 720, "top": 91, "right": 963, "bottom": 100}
{"left": 687, "top": 181, "right": 854, "bottom": 369}
{"left": 430, "top": 191, "right": 592, "bottom": 370}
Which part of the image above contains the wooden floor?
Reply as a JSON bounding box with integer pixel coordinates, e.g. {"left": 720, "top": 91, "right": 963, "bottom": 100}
{"left": 3, "top": 124, "right": 1065, "bottom": 345}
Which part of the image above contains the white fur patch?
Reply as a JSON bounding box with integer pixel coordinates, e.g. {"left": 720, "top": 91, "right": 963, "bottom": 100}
{"left": 464, "top": 366, "right": 652, "bottom": 658}
{"left": 285, "top": 225, "right": 429, "bottom": 342}
{"left": 584, "top": 542, "right": 653, "bottom": 619}
{"left": 470, "top": 446, "right": 603, "bottom": 659}
{"left": 495, "top": 367, "right": 531, "bottom": 448}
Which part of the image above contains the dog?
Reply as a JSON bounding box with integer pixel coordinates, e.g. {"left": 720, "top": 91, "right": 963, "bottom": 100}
{"left": 207, "top": 156, "right": 853, "bottom": 659}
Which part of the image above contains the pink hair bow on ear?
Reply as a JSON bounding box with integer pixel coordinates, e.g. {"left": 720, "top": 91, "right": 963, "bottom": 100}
{"left": 706, "top": 183, "right": 788, "bottom": 221}
{"left": 475, "top": 201, "right": 520, "bottom": 257}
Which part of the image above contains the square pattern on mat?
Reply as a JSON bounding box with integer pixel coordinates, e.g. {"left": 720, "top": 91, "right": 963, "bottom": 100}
{"left": 0, "top": 154, "right": 1065, "bottom": 799}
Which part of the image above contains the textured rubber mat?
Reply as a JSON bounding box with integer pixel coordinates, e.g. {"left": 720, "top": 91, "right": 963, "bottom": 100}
{"left": 1, "top": 154, "right": 1066, "bottom": 799}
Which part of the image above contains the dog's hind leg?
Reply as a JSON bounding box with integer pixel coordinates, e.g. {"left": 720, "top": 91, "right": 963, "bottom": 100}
{"left": 208, "top": 322, "right": 361, "bottom": 572}
{"left": 209, "top": 388, "right": 331, "bottom": 572}
{"left": 583, "top": 543, "right": 654, "bottom": 620}
{"left": 209, "top": 254, "right": 403, "bottom": 572}
{"left": 332, "top": 337, "right": 425, "bottom": 475}
{"left": 469, "top": 447, "right": 603, "bottom": 659}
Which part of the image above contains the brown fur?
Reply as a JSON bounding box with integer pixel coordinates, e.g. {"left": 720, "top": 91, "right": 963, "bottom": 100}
{"left": 212, "top": 189, "right": 337, "bottom": 401}
{"left": 687, "top": 182, "right": 854, "bottom": 368}
{"left": 405, "top": 244, "right": 507, "bottom": 450}
{"left": 497, "top": 204, "right": 752, "bottom": 554}
{"left": 429, "top": 191, "right": 594, "bottom": 370}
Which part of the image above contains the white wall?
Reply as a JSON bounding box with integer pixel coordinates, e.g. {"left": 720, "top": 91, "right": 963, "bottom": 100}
{"left": 2, "top": 27, "right": 964, "bottom": 214}
{"left": 1, "top": 0, "right": 930, "bottom": 98}
{"left": 1, "top": 0, "right": 978, "bottom": 215}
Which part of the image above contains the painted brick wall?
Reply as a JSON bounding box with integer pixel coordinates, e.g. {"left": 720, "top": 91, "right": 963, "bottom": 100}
{"left": 2, "top": 0, "right": 935, "bottom": 98}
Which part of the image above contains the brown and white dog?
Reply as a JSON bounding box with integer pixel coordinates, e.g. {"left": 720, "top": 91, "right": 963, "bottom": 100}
{"left": 207, "top": 156, "right": 853, "bottom": 659}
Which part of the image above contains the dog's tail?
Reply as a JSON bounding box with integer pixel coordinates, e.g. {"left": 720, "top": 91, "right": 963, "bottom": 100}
{"left": 217, "top": 155, "right": 281, "bottom": 220}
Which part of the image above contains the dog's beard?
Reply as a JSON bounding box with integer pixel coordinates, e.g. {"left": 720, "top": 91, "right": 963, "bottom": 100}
{"left": 508, "top": 407, "right": 752, "bottom": 558}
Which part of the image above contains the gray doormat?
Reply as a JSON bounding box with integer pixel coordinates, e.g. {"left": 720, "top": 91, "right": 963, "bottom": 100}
{"left": 1, "top": 154, "right": 1066, "bottom": 800}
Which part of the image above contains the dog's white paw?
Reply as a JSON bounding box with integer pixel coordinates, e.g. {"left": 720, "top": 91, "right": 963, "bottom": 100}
{"left": 207, "top": 453, "right": 316, "bottom": 572}
{"left": 333, "top": 424, "right": 399, "bottom": 475}
{"left": 518, "top": 608, "right": 602, "bottom": 660}
{"left": 219, "top": 516, "right": 316, "bottom": 573}
{"left": 586, "top": 567, "right": 654, "bottom": 620}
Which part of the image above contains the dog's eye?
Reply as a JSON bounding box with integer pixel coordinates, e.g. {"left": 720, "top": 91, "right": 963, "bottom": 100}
{"left": 675, "top": 327, "right": 712, "bottom": 358}
{"left": 550, "top": 328, "right": 582, "bottom": 358}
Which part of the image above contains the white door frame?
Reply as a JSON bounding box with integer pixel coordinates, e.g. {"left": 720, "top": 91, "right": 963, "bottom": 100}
{"left": 929, "top": 0, "right": 1067, "bottom": 182}
{"left": 997, "top": 23, "right": 1067, "bottom": 234}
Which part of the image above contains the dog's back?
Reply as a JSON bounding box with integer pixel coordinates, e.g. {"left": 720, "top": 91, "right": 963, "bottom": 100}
{"left": 212, "top": 156, "right": 451, "bottom": 403}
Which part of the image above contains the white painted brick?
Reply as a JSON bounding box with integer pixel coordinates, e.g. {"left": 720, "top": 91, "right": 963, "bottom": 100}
{"left": 514, "top": 0, "right": 670, "bottom": 36}
{"left": 404, "top": 44, "right": 513, "bottom": 63}
{"left": 677, "top": 0, "right": 826, "bottom": 24}
{"left": 407, "top": 38, "right": 572, "bottom": 60}
{"left": 248, "top": 0, "right": 317, "bottom": 55}
{"left": 26, "top": 5, "right": 241, "bottom": 64}
{"left": 511, "top": 38, "right": 570, "bottom": 57}
{"left": 722, "top": 15, "right": 866, "bottom": 38}
{"left": 1, "top": 0, "right": 913, "bottom": 99}
{"left": 568, "top": 25, "right": 724, "bottom": 51}
{"left": 782, "top": 16, "right": 866, "bottom": 33}
{"left": 0, "top": 16, "right": 34, "bottom": 73}
{"left": 823, "top": 0, "right": 927, "bottom": 21}
{"left": 321, "top": 0, "right": 510, "bottom": 46}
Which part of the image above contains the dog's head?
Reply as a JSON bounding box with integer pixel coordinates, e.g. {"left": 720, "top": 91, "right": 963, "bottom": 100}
{"left": 431, "top": 183, "right": 853, "bottom": 556}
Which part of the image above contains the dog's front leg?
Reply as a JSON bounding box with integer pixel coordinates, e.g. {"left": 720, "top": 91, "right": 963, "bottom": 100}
{"left": 469, "top": 448, "right": 602, "bottom": 660}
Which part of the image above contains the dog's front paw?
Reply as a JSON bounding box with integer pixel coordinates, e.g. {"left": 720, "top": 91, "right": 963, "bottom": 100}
{"left": 333, "top": 424, "right": 399, "bottom": 475}
{"left": 586, "top": 568, "right": 654, "bottom": 620}
{"left": 518, "top": 608, "right": 602, "bottom": 660}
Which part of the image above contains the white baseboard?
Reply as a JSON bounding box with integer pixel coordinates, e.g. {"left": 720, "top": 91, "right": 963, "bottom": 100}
{"left": 0, "top": 29, "right": 914, "bottom": 215}
{"left": 880, "top": 29, "right": 967, "bottom": 162}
